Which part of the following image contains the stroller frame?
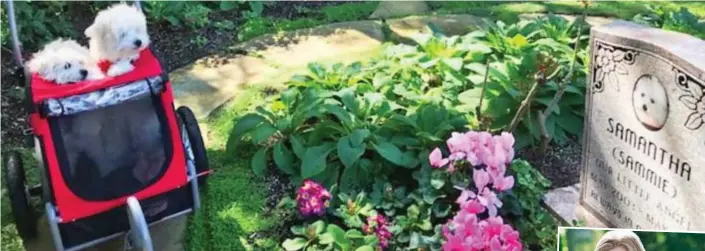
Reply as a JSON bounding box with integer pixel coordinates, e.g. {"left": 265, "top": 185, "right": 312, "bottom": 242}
{"left": 3, "top": 1, "right": 210, "bottom": 250}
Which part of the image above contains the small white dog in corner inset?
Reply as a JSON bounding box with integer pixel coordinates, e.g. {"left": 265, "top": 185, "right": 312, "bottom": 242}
{"left": 85, "top": 3, "right": 150, "bottom": 77}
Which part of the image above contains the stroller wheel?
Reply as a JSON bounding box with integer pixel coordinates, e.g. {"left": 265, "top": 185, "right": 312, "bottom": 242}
{"left": 3, "top": 151, "right": 38, "bottom": 240}
{"left": 176, "top": 106, "right": 209, "bottom": 186}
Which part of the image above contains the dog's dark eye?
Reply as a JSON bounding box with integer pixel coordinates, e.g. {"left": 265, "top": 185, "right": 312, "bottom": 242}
{"left": 64, "top": 63, "right": 71, "bottom": 69}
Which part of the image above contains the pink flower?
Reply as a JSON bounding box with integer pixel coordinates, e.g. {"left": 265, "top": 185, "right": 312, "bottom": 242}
{"left": 296, "top": 180, "right": 331, "bottom": 217}
{"left": 447, "top": 132, "right": 471, "bottom": 154}
{"left": 476, "top": 187, "right": 502, "bottom": 217}
{"left": 473, "top": 169, "right": 491, "bottom": 190}
{"left": 493, "top": 174, "right": 515, "bottom": 192}
{"left": 363, "top": 214, "right": 392, "bottom": 250}
{"left": 429, "top": 148, "right": 449, "bottom": 168}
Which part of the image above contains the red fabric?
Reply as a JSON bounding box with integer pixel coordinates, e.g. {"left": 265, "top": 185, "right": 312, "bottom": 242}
{"left": 97, "top": 60, "right": 112, "bottom": 74}
{"left": 30, "top": 49, "right": 161, "bottom": 103}
{"left": 29, "top": 83, "right": 191, "bottom": 222}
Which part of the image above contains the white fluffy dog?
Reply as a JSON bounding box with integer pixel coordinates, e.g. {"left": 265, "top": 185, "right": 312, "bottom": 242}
{"left": 27, "top": 39, "right": 104, "bottom": 84}
{"left": 84, "top": 3, "right": 150, "bottom": 77}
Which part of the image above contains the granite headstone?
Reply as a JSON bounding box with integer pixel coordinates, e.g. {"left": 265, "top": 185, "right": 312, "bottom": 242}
{"left": 581, "top": 20, "right": 705, "bottom": 231}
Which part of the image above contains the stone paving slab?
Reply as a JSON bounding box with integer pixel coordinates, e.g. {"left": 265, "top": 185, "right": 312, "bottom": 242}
{"left": 543, "top": 183, "right": 609, "bottom": 228}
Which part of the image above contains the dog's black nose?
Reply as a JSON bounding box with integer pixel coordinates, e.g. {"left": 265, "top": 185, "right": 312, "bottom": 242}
{"left": 80, "top": 69, "right": 88, "bottom": 78}
{"left": 134, "top": 39, "right": 142, "bottom": 47}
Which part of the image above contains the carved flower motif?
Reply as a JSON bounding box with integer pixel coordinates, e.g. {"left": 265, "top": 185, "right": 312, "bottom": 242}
{"left": 679, "top": 82, "right": 705, "bottom": 130}
{"left": 595, "top": 47, "right": 630, "bottom": 91}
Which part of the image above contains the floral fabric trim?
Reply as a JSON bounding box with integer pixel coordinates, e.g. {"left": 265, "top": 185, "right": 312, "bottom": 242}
{"left": 43, "top": 76, "right": 164, "bottom": 116}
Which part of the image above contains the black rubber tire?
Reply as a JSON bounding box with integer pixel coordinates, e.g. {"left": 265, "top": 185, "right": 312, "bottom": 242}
{"left": 176, "top": 106, "right": 209, "bottom": 186}
{"left": 3, "top": 151, "right": 37, "bottom": 240}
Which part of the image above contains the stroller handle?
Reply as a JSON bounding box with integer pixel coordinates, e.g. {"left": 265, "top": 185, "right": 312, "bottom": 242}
{"left": 3, "top": 0, "right": 143, "bottom": 68}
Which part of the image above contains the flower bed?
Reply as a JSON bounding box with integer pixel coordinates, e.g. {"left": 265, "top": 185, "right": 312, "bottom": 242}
{"left": 227, "top": 14, "right": 592, "bottom": 251}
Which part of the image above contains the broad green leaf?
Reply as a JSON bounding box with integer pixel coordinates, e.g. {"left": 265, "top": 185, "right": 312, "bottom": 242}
{"left": 308, "top": 63, "right": 326, "bottom": 78}
{"left": 251, "top": 122, "right": 278, "bottom": 144}
{"left": 319, "top": 233, "right": 334, "bottom": 244}
{"left": 311, "top": 220, "right": 326, "bottom": 234}
{"left": 441, "top": 58, "right": 463, "bottom": 71}
{"left": 373, "top": 73, "right": 392, "bottom": 88}
{"left": 301, "top": 143, "right": 335, "bottom": 178}
{"left": 273, "top": 142, "right": 296, "bottom": 175}
{"left": 546, "top": 114, "right": 557, "bottom": 137}
{"left": 251, "top": 148, "right": 268, "bottom": 176}
{"left": 291, "top": 225, "right": 306, "bottom": 236}
{"left": 338, "top": 136, "right": 366, "bottom": 168}
{"left": 256, "top": 106, "right": 277, "bottom": 121}
{"left": 345, "top": 229, "right": 365, "bottom": 239}
{"left": 458, "top": 88, "right": 484, "bottom": 107}
{"left": 373, "top": 142, "right": 411, "bottom": 168}
{"left": 339, "top": 88, "right": 360, "bottom": 115}
{"left": 350, "top": 129, "right": 371, "bottom": 146}
{"left": 409, "top": 232, "right": 421, "bottom": 249}
{"left": 282, "top": 238, "right": 307, "bottom": 251}
{"left": 556, "top": 112, "right": 583, "bottom": 135}
{"left": 323, "top": 104, "right": 354, "bottom": 126}
{"left": 290, "top": 136, "right": 306, "bottom": 159}
{"left": 280, "top": 88, "right": 300, "bottom": 107}
{"left": 327, "top": 224, "right": 350, "bottom": 248}
{"left": 355, "top": 246, "right": 374, "bottom": 251}
{"left": 465, "top": 62, "right": 487, "bottom": 74}
{"left": 226, "top": 113, "right": 266, "bottom": 151}
{"left": 419, "top": 58, "right": 439, "bottom": 69}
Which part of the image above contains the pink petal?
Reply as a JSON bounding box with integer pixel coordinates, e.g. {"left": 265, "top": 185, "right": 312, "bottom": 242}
{"left": 473, "top": 170, "right": 491, "bottom": 190}
{"left": 429, "top": 148, "right": 450, "bottom": 168}
{"left": 500, "top": 131, "right": 515, "bottom": 149}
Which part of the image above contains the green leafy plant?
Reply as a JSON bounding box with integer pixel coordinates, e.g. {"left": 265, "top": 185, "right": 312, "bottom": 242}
{"left": 501, "top": 160, "right": 557, "bottom": 251}
{"left": 369, "top": 180, "right": 411, "bottom": 217}
{"left": 335, "top": 192, "right": 376, "bottom": 228}
{"left": 144, "top": 2, "right": 205, "bottom": 29}
{"left": 633, "top": 5, "right": 705, "bottom": 39}
{"left": 282, "top": 220, "right": 378, "bottom": 251}
{"left": 1, "top": 1, "right": 73, "bottom": 51}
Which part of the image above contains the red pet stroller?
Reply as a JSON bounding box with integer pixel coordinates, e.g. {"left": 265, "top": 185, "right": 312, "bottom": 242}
{"left": 3, "top": 1, "right": 211, "bottom": 250}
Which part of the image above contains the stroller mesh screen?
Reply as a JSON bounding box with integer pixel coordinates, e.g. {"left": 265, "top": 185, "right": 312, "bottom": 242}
{"left": 49, "top": 95, "right": 172, "bottom": 201}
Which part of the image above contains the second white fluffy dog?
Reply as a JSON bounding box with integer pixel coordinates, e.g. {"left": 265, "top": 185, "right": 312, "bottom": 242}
{"left": 27, "top": 39, "right": 104, "bottom": 84}
{"left": 85, "top": 3, "right": 150, "bottom": 77}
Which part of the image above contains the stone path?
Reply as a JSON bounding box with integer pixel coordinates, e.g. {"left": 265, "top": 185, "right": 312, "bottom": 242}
{"left": 170, "top": 14, "right": 484, "bottom": 120}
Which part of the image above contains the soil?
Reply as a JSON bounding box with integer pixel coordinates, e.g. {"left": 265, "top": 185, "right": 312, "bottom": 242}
{"left": 517, "top": 137, "right": 584, "bottom": 189}
{"left": 0, "top": 1, "right": 349, "bottom": 151}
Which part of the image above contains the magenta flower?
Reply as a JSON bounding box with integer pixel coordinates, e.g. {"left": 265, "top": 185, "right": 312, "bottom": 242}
{"left": 362, "top": 214, "right": 392, "bottom": 250}
{"left": 296, "top": 179, "right": 331, "bottom": 217}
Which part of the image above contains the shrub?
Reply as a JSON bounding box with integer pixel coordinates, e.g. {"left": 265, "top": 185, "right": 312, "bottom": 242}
{"left": 633, "top": 5, "right": 705, "bottom": 39}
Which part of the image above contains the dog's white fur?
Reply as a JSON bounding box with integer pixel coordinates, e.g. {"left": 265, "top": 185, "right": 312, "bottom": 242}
{"left": 85, "top": 3, "right": 150, "bottom": 77}
{"left": 27, "top": 39, "right": 104, "bottom": 84}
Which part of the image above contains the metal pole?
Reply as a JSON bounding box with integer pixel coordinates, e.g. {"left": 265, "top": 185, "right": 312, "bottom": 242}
{"left": 133, "top": 0, "right": 142, "bottom": 12}
{"left": 5, "top": 0, "right": 24, "bottom": 66}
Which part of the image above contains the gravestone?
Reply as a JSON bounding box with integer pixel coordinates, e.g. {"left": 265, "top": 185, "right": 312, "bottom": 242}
{"left": 581, "top": 20, "right": 705, "bottom": 231}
